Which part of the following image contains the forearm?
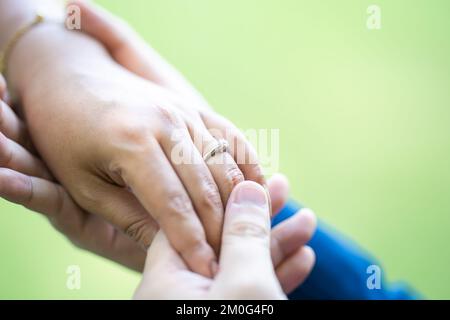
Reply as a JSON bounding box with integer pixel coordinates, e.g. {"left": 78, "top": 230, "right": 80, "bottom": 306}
{"left": 8, "top": 22, "right": 114, "bottom": 100}
{"left": 0, "top": 0, "right": 67, "bottom": 84}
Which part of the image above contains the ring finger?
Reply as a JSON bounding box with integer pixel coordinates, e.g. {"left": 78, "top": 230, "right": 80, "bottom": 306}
{"left": 159, "top": 125, "right": 224, "bottom": 252}
{"left": 188, "top": 119, "right": 245, "bottom": 205}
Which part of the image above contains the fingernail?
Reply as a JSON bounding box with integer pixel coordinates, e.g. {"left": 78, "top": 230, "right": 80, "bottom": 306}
{"left": 234, "top": 182, "right": 267, "bottom": 207}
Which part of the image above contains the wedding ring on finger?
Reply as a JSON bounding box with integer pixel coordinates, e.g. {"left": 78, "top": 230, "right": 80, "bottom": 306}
{"left": 203, "top": 139, "right": 230, "bottom": 162}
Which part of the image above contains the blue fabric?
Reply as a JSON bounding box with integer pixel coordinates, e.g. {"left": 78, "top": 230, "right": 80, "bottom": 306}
{"left": 272, "top": 200, "right": 418, "bottom": 300}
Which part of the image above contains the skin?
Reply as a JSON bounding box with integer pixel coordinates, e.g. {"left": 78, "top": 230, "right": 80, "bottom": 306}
{"left": 1, "top": 81, "right": 316, "bottom": 293}
{"left": 1, "top": 0, "right": 265, "bottom": 277}
{"left": 5, "top": 20, "right": 238, "bottom": 278}
{"left": 135, "top": 181, "right": 315, "bottom": 299}
{"left": 0, "top": 1, "right": 317, "bottom": 293}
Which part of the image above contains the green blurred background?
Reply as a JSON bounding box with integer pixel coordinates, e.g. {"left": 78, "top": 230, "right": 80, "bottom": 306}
{"left": 1, "top": 0, "right": 449, "bottom": 299}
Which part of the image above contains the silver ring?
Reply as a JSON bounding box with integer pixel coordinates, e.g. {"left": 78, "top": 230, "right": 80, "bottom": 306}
{"left": 203, "top": 139, "right": 229, "bottom": 162}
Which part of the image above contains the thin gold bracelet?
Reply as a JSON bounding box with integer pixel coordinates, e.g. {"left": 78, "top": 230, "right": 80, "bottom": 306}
{"left": 0, "top": 13, "right": 45, "bottom": 75}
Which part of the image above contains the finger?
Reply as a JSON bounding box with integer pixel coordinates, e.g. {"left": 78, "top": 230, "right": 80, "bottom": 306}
{"left": 267, "top": 173, "right": 290, "bottom": 215}
{"left": 275, "top": 246, "right": 315, "bottom": 294}
{"left": 144, "top": 231, "right": 187, "bottom": 273}
{"left": 0, "top": 167, "right": 90, "bottom": 237}
{"left": 188, "top": 121, "right": 245, "bottom": 206}
{"left": 119, "top": 138, "right": 217, "bottom": 278}
{"left": 68, "top": 183, "right": 150, "bottom": 271}
{"left": 134, "top": 231, "right": 191, "bottom": 300}
{"left": 200, "top": 110, "right": 266, "bottom": 186}
{"left": 0, "top": 74, "right": 6, "bottom": 100}
{"left": 0, "top": 167, "right": 61, "bottom": 213}
{"left": 0, "top": 168, "right": 146, "bottom": 271}
{"left": 69, "top": 172, "right": 159, "bottom": 249}
{"left": 159, "top": 127, "right": 223, "bottom": 253}
{"left": 270, "top": 208, "right": 317, "bottom": 267}
{"left": 0, "top": 131, "right": 51, "bottom": 180}
{"left": 79, "top": 210, "right": 147, "bottom": 272}
{"left": 0, "top": 100, "right": 32, "bottom": 149}
{"left": 219, "top": 181, "right": 273, "bottom": 279}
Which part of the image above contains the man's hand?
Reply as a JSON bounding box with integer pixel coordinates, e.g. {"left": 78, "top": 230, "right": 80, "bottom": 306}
{"left": 134, "top": 181, "right": 315, "bottom": 299}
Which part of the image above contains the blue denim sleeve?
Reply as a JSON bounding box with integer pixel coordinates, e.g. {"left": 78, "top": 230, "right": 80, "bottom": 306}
{"left": 272, "top": 200, "right": 419, "bottom": 300}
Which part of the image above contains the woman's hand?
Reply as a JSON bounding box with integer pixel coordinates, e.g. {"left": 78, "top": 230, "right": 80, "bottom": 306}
{"left": 70, "top": 0, "right": 263, "bottom": 188}
{"left": 0, "top": 74, "right": 147, "bottom": 271}
{"left": 8, "top": 20, "right": 254, "bottom": 277}
{"left": 134, "top": 181, "right": 315, "bottom": 299}
{"left": 3, "top": 0, "right": 316, "bottom": 284}
{"left": 5, "top": 0, "right": 269, "bottom": 274}
{"left": 2, "top": 74, "right": 316, "bottom": 290}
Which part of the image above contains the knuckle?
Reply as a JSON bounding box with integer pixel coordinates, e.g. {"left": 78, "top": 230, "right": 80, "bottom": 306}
{"left": 164, "top": 191, "right": 195, "bottom": 219}
{"left": 116, "top": 123, "right": 148, "bottom": 145}
{"left": 225, "top": 165, "right": 244, "bottom": 190}
{"left": 153, "top": 104, "right": 183, "bottom": 130}
{"left": 228, "top": 219, "right": 269, "bottom": 239}
{"left": 198, "top": 180, "right": 223, "bottom": 213}
{"left": 46, "top": 186, "right": 67, "bottom": 233}
{"left": 125, "top": 216, "right": 156, "bottom": 248}
{"left": 74, "top": 186, "right": 101, "bottom": 207}
{"left": 105, "top": 113, "right": 150, "bottom": 145}
{"left": 52, "top": 184, "right": 66, "bottom": 217}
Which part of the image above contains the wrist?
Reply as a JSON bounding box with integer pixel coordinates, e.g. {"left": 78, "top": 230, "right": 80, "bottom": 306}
{"left": 7, "top": 22, "right": 112, "bottom": 100}
{"left": 6, "top": 23, "right": 63, "bottom": 99}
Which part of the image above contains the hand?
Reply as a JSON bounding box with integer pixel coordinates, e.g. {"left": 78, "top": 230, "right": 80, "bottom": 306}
{"left": 134, "top": 181, "right": 314, "bottom": 299}
{"left": 2, "top": 73, "right": 316, "bottom": 288}
{"left": 0, "top": 74, "right": 146, "bottom": 270}
{"left": 4, "top": 2, "right": 312, "bottom": 284}
{"left": 9, "top": 20, "right": 261, "bottom": 277}
{"left": 71, "top": 0, "right": 263, "bottom": 188}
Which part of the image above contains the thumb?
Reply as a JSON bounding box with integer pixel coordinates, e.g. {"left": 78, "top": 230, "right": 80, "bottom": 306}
{"left": 134, "top": 231, "right": 188, "bottom": 300}
{"left": 219, "top": 181, "right": 272, "bottom": 277}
